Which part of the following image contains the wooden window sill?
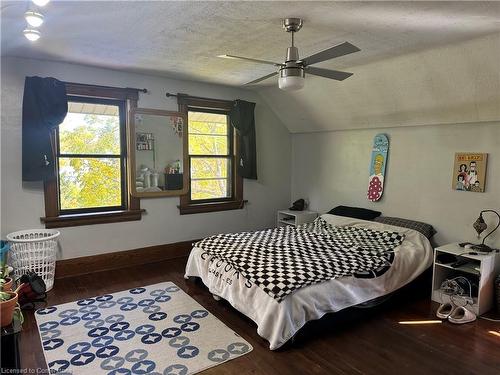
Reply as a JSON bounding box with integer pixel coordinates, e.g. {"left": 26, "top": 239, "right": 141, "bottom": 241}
{"left": 178, "top": 200, "right": 246, "bottom": 215}
{"left": 41, "top": 209, "right": 146, "bottom": 228}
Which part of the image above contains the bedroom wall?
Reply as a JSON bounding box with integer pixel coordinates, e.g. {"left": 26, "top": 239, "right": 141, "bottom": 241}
{"left": 291, "top": 122, "right": 500, "bottom": 248}
{"left": 0, "top": 56, "right": 292, "bottom": 259}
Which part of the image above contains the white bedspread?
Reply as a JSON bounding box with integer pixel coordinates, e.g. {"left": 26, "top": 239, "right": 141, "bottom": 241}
{"left": 184, "top": 214, "right": 433, "bottom": 350}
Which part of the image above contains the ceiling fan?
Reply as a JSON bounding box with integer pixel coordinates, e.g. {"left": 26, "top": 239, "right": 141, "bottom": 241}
{"left": 218, "top": 18, "right": 361, "bottom": 91}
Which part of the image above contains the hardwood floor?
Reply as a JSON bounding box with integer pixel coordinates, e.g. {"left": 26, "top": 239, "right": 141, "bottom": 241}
{"left": 19, "top": 257, "right": 500, "bottom": 374}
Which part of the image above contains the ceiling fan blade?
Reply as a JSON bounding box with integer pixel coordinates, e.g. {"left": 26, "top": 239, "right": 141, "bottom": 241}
{"left": 306, "top": 66, "right": 353, "bottom": 81}
{"left": 244, "top": 71, "right": 278, "bottom": 85}
{"left": 303, "top": 41, "right": 360, "bottom": 66}
{"left": 218, "top": 54, "right": 282, "bottom": 66}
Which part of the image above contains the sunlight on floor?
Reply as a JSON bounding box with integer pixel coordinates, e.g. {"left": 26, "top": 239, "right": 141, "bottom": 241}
{"left": 487, "top": 330, "right": 500, "bottom": 338}
{"left": 398, "top": 320, "right": 443, "bottom": 325}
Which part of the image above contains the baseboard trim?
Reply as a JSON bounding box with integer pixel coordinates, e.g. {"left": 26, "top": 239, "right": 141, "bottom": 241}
{"left": 55, "top": 239, "right": 198, "bottom": 279}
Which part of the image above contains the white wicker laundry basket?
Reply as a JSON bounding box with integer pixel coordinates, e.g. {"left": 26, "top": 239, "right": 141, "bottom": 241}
{"left": 6, "top": 229, "right": 60, "bottom": 292}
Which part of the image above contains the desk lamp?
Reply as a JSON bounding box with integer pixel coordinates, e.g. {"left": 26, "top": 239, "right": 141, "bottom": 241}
{"left": 472, "top": 210, "right": 500, "bottom": 252}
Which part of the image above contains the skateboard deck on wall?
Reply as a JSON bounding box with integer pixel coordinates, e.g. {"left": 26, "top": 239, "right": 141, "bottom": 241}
{"left": 367, "top": 134, "right": 389, "bottom": 202}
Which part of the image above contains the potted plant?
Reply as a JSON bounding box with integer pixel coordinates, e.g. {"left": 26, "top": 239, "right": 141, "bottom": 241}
{"left": 0, "top": 240, "right": 18, "bottom": 327}
{"left": 0, "top": 290, "right": 18, "bottom": 327}
{"left": 0, "top": 240, "right": 13, "bottom": 291}
{"left": 0, "top": 275, "right": 13, "bottom": 291}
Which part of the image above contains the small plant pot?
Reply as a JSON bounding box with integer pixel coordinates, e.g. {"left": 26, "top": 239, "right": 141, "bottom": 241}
{"left": 1, "top": 277, "right": 13, "bottom": 291}
{"left": 0, "top": 292, "right": 18, "bottom": 327}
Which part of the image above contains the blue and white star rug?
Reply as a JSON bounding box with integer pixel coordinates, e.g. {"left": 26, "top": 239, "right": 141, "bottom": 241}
{"left": 35, "top": 281, "right": 253, "bottom": 374}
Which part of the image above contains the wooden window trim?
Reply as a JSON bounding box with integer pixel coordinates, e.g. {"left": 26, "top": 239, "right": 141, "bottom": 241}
{"left": 41, "top": 208, "right": 146, "bottom": 229}
{"left": 177, "top": 97, "right": 244, "bottom": 215}
{"left": 41, "top": 83, "right": 144, "bottom": 228}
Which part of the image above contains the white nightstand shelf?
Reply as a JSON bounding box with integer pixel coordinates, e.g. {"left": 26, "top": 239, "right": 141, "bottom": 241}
{"left": 277, "top": 210, "right": 318, "bottom": 228}
{"left": 431, "top": 243, "right": 500, "bottom": 315}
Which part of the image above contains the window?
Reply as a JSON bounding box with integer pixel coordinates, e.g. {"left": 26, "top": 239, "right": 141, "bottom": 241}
{"left": 42, "top": 83, "right": 143, "bottom": 228}
{"left": 188, "top": 110, "right": 233, "bottom": 201}
{"left": 178, "top": 97, "right": 243, "bottom": 214}
{"left": 58, "top": 96, "right": 127, "bottom": 213}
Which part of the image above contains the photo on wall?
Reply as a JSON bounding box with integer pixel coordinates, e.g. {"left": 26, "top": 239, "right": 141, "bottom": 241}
{"left": 452, "top": 152, "right": 488, "bottom": 192}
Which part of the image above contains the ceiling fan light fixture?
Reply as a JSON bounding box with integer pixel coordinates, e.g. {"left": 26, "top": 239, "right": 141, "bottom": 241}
{"left": 278, "top": 75, "right": 305, "bottom": 91}
{"left": 25, "top": 11, "right": 44, "bottom": 27}
{"left": 23, "top": 28, "right": 41, "bottom": 42}
{"left": 278, "top": 66, "right": 305, "bottom": 91}
{"left": 32, "top": 0, "right": 50, "bottom": 7}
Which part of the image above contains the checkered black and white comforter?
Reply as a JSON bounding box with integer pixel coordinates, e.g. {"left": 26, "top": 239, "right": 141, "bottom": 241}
{"left": 195, "top": 218, "right": 405, "bottom": 302}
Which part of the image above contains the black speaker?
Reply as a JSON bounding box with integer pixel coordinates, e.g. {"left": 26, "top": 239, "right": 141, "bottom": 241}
{"left": 289, "top": 199, "right": 305, "bottom": 211}
{"left": 166, "top": 173, "right": 183, "bottom": 190}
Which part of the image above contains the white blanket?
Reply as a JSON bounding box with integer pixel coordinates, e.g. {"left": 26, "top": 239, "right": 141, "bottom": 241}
{"left": 184, "top": 214, "right": 433, "bottom": 350}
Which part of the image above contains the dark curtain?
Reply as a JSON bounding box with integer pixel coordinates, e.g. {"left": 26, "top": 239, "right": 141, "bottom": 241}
{"left": 22, "top": 76, "right": 68, "bottom": 181}
{"left": 229, "top": 99, "right": 257, "bottom": 180}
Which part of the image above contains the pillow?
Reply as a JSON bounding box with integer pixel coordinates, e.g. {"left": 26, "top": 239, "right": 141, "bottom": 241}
{"left": 374, "top": 216, "right": 437, "bottom": 239}
{"left": 327, "top": 206, "right": 381, "bottom": 221}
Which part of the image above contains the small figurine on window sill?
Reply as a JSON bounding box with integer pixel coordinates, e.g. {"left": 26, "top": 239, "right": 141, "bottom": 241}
{"left": 165, "top": 160, "right": 182, "bottom": 175}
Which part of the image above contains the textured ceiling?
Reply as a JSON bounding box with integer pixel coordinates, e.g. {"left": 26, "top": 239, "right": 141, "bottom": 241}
{"left": 2, "top": 1, "right": 500, "bottom": 87}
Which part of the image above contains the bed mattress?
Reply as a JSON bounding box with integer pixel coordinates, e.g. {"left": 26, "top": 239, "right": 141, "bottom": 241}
{"left": 184, "top": 214, "right": 433, "bottom": 350}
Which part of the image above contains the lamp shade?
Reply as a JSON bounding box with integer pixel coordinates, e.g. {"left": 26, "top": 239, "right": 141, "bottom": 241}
{"left": 473, "top": 213, "right": 487, "bottom": 237}
{"left": 278, "top": 65, "right": 305, "bottom": 91}
{"left": 278, "top": 76, "right": 305, "bottom": 91}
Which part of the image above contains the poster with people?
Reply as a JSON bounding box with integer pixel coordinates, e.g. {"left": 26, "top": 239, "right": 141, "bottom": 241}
{"left": 453, "top": 153, "right": 488, "bottom": 192}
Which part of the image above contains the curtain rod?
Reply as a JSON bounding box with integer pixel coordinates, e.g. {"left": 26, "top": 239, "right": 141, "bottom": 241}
{"left": 165, "top": 92, "right": 234, "bottom": 103}
{"left": 64, "top": 81, "right": 148, "bottom": 93}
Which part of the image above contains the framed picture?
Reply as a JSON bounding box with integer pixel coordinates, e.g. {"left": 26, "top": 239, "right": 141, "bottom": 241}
{"left": 452, "top": 152, "right": 488, "bottom": 192}
{"left": 136, "top": 132, "right": 154, "bottom": 151}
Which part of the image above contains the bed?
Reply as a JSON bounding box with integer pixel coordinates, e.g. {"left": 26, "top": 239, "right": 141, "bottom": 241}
{"left": 184, "top": 214, "right": 433, "bottom": 350}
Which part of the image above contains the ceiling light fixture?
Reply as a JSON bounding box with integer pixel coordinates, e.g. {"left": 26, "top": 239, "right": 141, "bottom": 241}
{"left": 278, "top": 44, "right": 305, "bottom": 91}
{"left": 24, "top": 11, "right": 44, "bottom": 27}
{"left": 32, "top": 0, "right": 50, "bottom": 7}
{"left": 278, "top": 67, "right": 305, "bottom": 91}
{"left": 23, "top": 28, "right": 41, "bottom": 42}
{"left": 218, "top": 18, "right": 359, "bottom": 91}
